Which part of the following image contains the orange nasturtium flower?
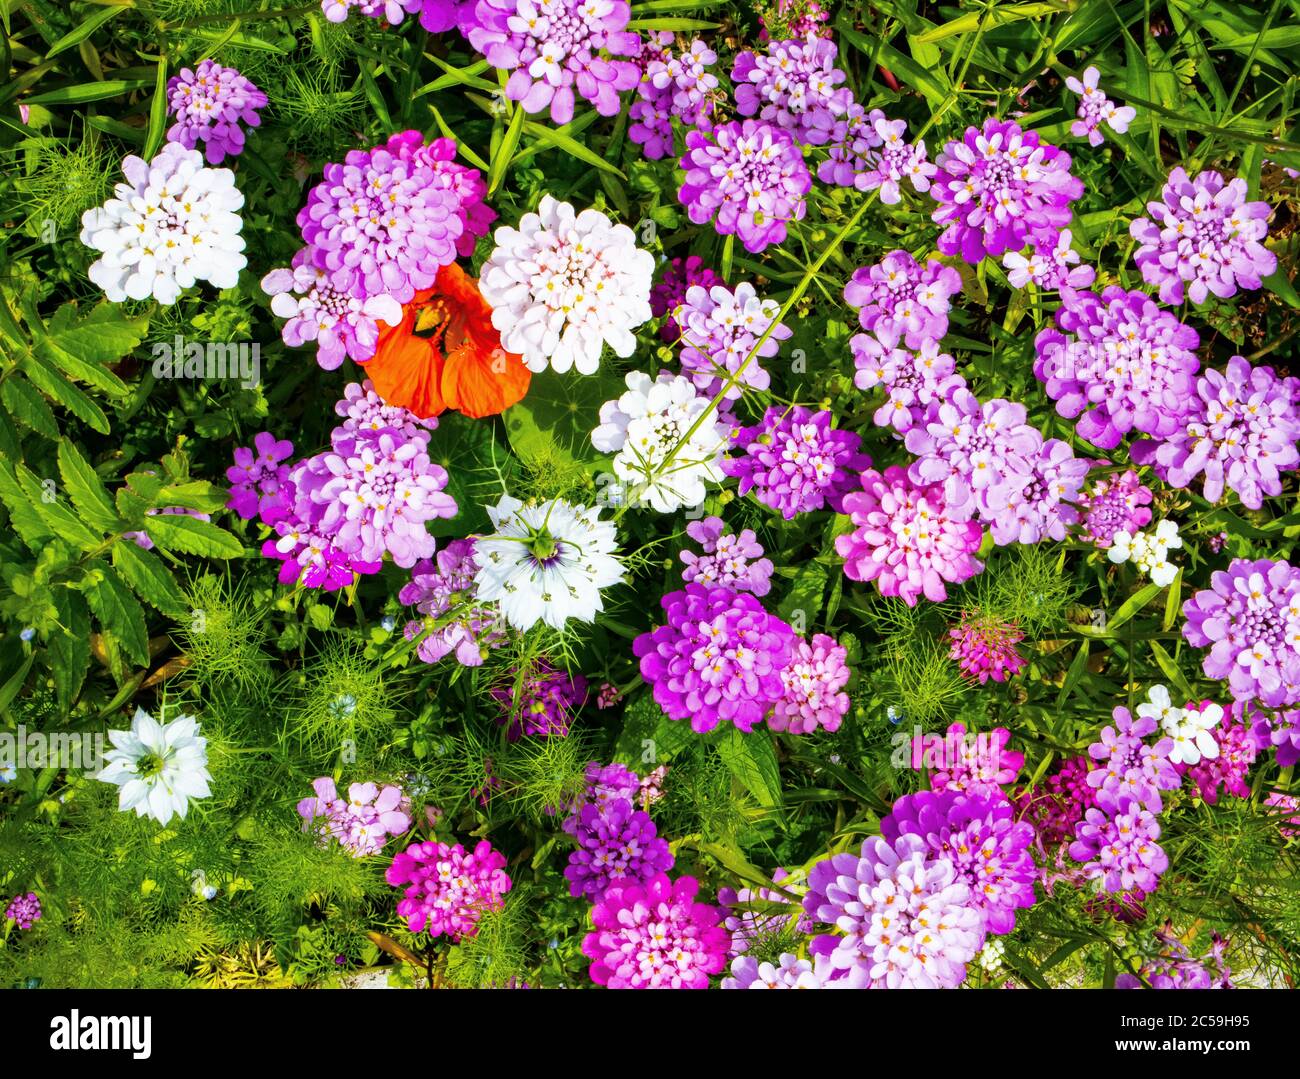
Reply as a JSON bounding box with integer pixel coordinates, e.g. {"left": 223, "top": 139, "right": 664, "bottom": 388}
{"left": 365, "top": 262, "right": 530, "bottom": 419}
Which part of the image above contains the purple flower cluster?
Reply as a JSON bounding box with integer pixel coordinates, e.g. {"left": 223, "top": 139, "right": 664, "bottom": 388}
{"left": 297, "top": 778, "right": 412, "bottom": 857}
{"left": 296, "top": 131, "right": 491, "bottom": 304}
{"left": 722, "top": 406, "right": 869, "bottom": 519}
{"left": 1002, "top": 229, "right": 1096, "bottom": 292}
{"left": 630, "top": 39, "right": 719, "bottom": 160}
{"left": 650, "top": 256, "right": 724, "bottom": 342}
{"left": 5, "top": 891, "right": 41, "bottom": 929}
{"left": 1116, "top": 923, "right": 1232, "bottom": 989}
{"left": 400, "top": 539, "right": 504, "bottom": 667}
{"left": 844, "top": 250, "right": 962, "bottom": 349}
{"left": 633, "top": 583, "right": 796, "bottom": 733}
{"left": 1068, "top": 801, "right": 1168, "bottom": 896}
{"left": 1131, "top": 167, "right": 1277, "bottom": 305}
{"left": 468, "top": 0, "right": 640, "bottom": 124}
{"left": 491, "top": 662, "right": 587, "bottom": 740}
{"left": 1131, "top": 356, "right": 1300, "bottom": 510}
{"left": 1066, "top": 67, "right": 1136, "bottom": 147}
{"left": 722, "top": 951, "right": 860, "bottom": 989}
{"left": 1182, "top": 558, "right": 1300, "bottom": 708}
{"left": 820, "top": 108, "right": 936, "bottom": 202}
{"left": 1239, "top": 700, "right": 1300, "bottom": 769}
{"left": 835, "top": 464, "right": 984, "bottom": 605}
{"left": 680, "top": 516, "right": 774, "bottom": 596}
{"left": 949, "top": 615, "right": 1026, "bottom": 684}
{"left": 731, "top": 35, "right": 851, "bottom": 146}
{"left": 1034, "top": 287, "right": 1201, "bottom": 450}
{"left": 768, "top": 633, "right": 851, "bottom": 734}
{"left": 930, "top": 117, "right": 1084, "bottom": 264}
{"left": 246, "top": 382, "right": 456, "bottom": 590}
{"left": 1085, "top": 707, "right": 1181, "bottom": 814}
{"left": 386, "top": 838, "right": 512, "bottom": 939}
{"left": 676, "top": 281, "right": 789, "bottom": 400}
{"left": 928, "top": 722, "right": 1024, "bottom": 799}
{"left": 226, "top": 432, "right": 294, "bottom": 520}
{"left": 851, "top": 332, "right": 966, "bottom": 435}
{"left": 165, "top": 60, "right": 266, "bottom": 165}
{"left": 1077, "top": 468, "right": 1154, "bottom": 548}
{"left": 882, "top": 790, "right": 1038, "bottom": 935}
{"left": 679, "top": 120, "right": 812, "bottom": 253}
{"left": 1181, "top": 717, "right": 1260, "bottom": 804}
{"left": 562, "top": 793, "right": 674, "bottom": 900}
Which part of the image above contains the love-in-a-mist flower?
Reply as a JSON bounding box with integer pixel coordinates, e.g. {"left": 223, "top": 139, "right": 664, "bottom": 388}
{"left": 1065, "top": 67, "right": 1135, "bottom": 147}
{"left": 261, "top": 249, "right": 404, "bottom": 370}
{"left": 581, "top": 873, "right": 729, "bottom": 989}
{"left": 1181, "top": 558, "right": 1300, "bottom": 708}
{"left": 722, "top": 407, "right": 870, "bottom": 520}
{"left": 676, "top": 281, "right": 790, "bottom": 400}
{"left": 820, "top": 108, "right": 936, "bottom": 202}
{"left": 97, "top": 708, "right": 212, "bottom": 826}
{"left": 835, "top": 464, "right": 984, "bottom": 605}
{"left": 479, "top": 195, "right": 654, "bottom": 375}
{"left": 297, "top": 778, "right": 412, "bottom": 857}
{"left": 468, "top": 0, "right": 641, "bottom": 125}
{"left": 731, "top": 35, "right": 852, "bottom": 146}
{"left": 166, "top": 60, "right": 267, "bottom": 164}
{"left": 1069, "top": 797, "right": 1168, "bottom": 896}
{"left": 949, "top": 614, "right": 1026, "bottom": 684}
{"left": 1033, "top": 287, "right": 1201, "bottom": 450}
{"left": 563, "top": 797, "right": 674, "bottom": 900}
{"left": 1130, "top": 167, "right": 1276, "bottom": 305}
{"left": 1077, "top": 468, "right": 1153, "bottom": 548}
{"left": 649, "top": 256, "right": 724, "bottom": 342}
{"left": 1131, "top": 356, "right": 1300, "bottom": 511}
{"left": 679, "top": 120, "right": 812, "bottom": 253}
{"left": 386, "top": 839, "right": 512, "bottom": 939}
{"left": 804, "top": 832, "right": 985, "bottom": 988}
{"left": 297, "top": 133, "right": 477, "bottom": 304}
{"left": 4, "top": 892, "right": 40, "bottom": 930}
{"left": 473, "top": 494, "right": 626, "bottom": 631}
{"left": 929, "top": 117, "right": 1084, "bottom": 263}
{"left": 80, "top": 143, "right": 247, "bottom": 305}
{"left": 679, "top": 516, "right": 774, "bottom": 596}
{"left": 1001, "top": 229, "right": 1096, "bottom": 291}
{"left": 844, "top": 250, "right": 962, "bottom": 349}
{"left": 633, "top": 583, "right": 796, "bottom": 733}
{"left": 1107, "top": 520, "right": 1182, "bottom": 588}
{"left": 590, "top": 370, "right": 728, "bottom": 513}
{"left": 400, "top": 539, "right": 505, "bottom": 667}
{"left": 850, "top": 331, "right": 967, "bottom": 435}
{"left": 226, "top": 432, "right": 294, "bottom": 520}
{"left": 769, "top": 633, "right": 851, "bottom": 734}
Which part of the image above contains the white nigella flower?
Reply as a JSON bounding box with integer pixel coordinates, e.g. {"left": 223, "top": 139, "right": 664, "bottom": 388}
{"left": 1107, "top": 520, "right": 1181, "bottom": 587}
{"left": 80, "top": 143, "right": 247, "bottom": 305}
{"left": 1167, "top": 701, "right": 1224, "bottom": 767}
{"left": 590, "top": 370, "right": 728, "bottom": 513}
{"left": 97, "top": 707, "right": 212, "bottom": 825}
{"left": 472, "top": 494, "right": 626, "bottom": 631}
{"left": 479, "top": 195, "right": 655, "bottom": 376}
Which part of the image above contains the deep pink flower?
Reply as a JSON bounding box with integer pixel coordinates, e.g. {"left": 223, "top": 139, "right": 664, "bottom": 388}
{"left": 386, "top": 839, "right": 512, "bottom": 939}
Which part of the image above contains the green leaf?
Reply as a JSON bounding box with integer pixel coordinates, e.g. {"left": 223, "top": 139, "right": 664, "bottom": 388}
{"left": 11, "top": 460, "right": 104, "bottom": 550}
{"left": 0, "top": 654, "right": 34, "bottom": 714}
{"left": 111, "top": 541, "right": 188, "bottom": 617}
{"left": 23, "top": 79, "right": 152, "bottom": 105}
{"left": 488, "top": 101, "right": 526, "bottom": 196}
{"left": 50, "top": 590, "right": 91, "bottom": 711}
{"left": 1149, "top": 639, "right": 1195, "bottom": 703}
{"left": 153, "top": 480, "right": 230, "bottom": 514}
{"left": 504, "top": 368, "right": 622, "bottom": 476}
{"left": 143, "top": 55, "right": 170, "bottom": 159}
{"left": 1, "top": 377, "right": 59, "bottom": 438}
{"left": 1107, "top": 583, "right": 1161, "bottom": 632}
{"left": 82, "top": 562, "right": 151, "bottom": 669}
{"left": 1055, "top": 641, "right": 1092, "bottom": 711}
{"left": 20, "top": 355, "right": 111, "bottom": 432}
{"left": 43, "top": 5, "right": 127, "bottom": 60}
{"left": 57, "top": 441, "right": 120, "bottom": 533}
{"left": 716, "top": 728, "right": 782, "bottom": 809}
{"left": 519, "top": 120, "right": 627, "bottom": 179}
{"left": 143, "top": 513, "right": 244, "bottom": 559}
{"left": 1163, "top": 567, "right": 1183, "bottom": 631}
{"left": 0, "top": 461, "right": 54, "bottom": 549}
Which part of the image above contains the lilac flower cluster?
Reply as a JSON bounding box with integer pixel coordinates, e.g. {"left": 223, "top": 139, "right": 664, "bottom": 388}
{"left": 165, "top": 60, "right": 266, "bottom": 165}
{"left": 680, "top": 516, "right": 774, "bottom": 596}
{"left": 491, "top": 662, "right": 587, "bottom": 740}
{"left": 562, "top": 793, "right": 674, "bottom": 900}
{"left": 844, "top": 250, "right": 962, "bottom": 349}
{"left": 243, "top": 382, "right": 456, "bottom": 590}
{"left": 731, "top": 35, "right": 851, "bottom": 146}
{"left": 1182, "top": 558, "right": 1300, "bottom": 708}
{"left": 226, "top": 432, "right": 294, "bottom": 520}
{"left": 1130, "top": 356, "right": 1300, "bottom": 510}
{"left": 297, "top": 778, "right": 412, "bottom": 857}
{"left": 881, "top": 790, "right": 1038, "bottom": 935}
{"left": 1131, "top": 166, "right": 1277, "bottom": 305}
{"left": 835, "top": 464, "right": 984, "bottom": 605}
{"left": 400, "top": 539, "right": 504, "bottom": 667}
{"left": 851, "top": 332, "right": 966, "bottom": 436}
{"left": 949, "top": 614, "right": 1026, "bottom": 684}
{"left": 722, "top": 406, "right": 869, "bottom": 519}
{"left": 634, "top": 583, "right": 796, "bottom": 733}
{"left": 1085, "top": 707, "right": 1181, "bottom": 814}
{"left": 1077, "top": 468, "right": 1154, "bottom": 548}
{"left": 630, "top": 40, "right": 719, "bottom": 160}
{"left": 676, "top": 280, "right": 790, "bottom": 400}
{"left": 1066, "top": 67, "right": 1136, "bottom": 147}
{"left": 386, "top": 838, "right": 512, "bottom": 939}
{"left": 679, "top": 120, "right": 812, "bottom": 253}
{"left": 722, "top": 951, "right": 861, "bottom": 989}
{"left": 1068, "top": 800, "right": 1168, "bottom": 897}
{"left": 1002, "top": 229, "right": 1096, "bottom": 292}
{"left": 929, "top": 117, "right": 1084, "bottom": 264}
{"left": 650, "top": 256, "right": 724, "bottom": 343}
{"left": 820, "top": 108, "right": 935, "bottom": 202}
{"left": 768, "top": 633, "right": 851, "bottom": 734}
{"left": 4, "top": 892, "right": 41, "bottom": 930}
{"left": 1238, "top": 700, "right": 1300, "bottom": 770}
{"left": 468, "top": 0, "right": 640, "bottom": 124}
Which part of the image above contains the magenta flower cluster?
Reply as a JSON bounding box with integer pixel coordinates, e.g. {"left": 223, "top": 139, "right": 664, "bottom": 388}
{"left": 680, "top": 516, "right": 774, "bottom": 596}
{"left": 650, "top": 256, "right": 724, "bottom": 343}
{"left": 1131, "top": 166, "right": 1276, "bottom": 305}
{"left": 769, "top": 633, "right": 851, "bottom": 734}
{"left": 297, "top": 777, "right": 412, "bottom": 857}
{"left": 844, "top": 250, "right": 962, "bottom": 349}
{"left": 851, "top": 332, "right": 966, "bottom": 435}
{"left": 731, "top": 35, "right": 851, "bottom": 146}
{"left": 1015, "top": 756, "right": 1097, "bottom": 849}
{"left": 226, "top": 432, "right": 294, "bottom": 521}
{"left": 630, "top": 39, "right": 719, "bottom": 160}
{"left": 835, "top": 464, "right": 984, "bottom": 606}
{"left": 400, "top": 539, "right": 504, "bottom": 667}
{"left": 5, "top": 891, "right": 41, "bottom": 929}
{"left": 1181, "top": 716, "right": 1260, "bottom": 805}
{"left": 679, "top": 120, "right": 812, "bottom": 253}
{"left": 722, "top": 406, "right": 869, "bottom": 520}
{"left": 491, "top": 662, "right": 587, "bottom": 740}
{"left": 165, "top": 60, "right": 266, "bottom": 165}
{"left": 949, "top": 614, "right": 1026, "bottom": 684}
{"left": 1077, "top": 468, "right": 1154, "bottom": 547}
{"left": 928, "top": 722, "right": 1024, "bottom": 800}
{"left": 385, "top": 838, "right": 512, "bottom": 939}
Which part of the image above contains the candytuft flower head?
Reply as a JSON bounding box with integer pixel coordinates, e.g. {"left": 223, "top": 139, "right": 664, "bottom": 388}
{"left": 768, "top": 633, "right": 851, "bottom": 734}
{"left": 97, "top": 707, "right": 213, "bottom": 825}
{"left": 649, "top": 256, "right": 724, "bottom": 342}
{"left": 166, "top": 59, "right": 267, "bottom": 164}
{"left": 680, "top": 516, "right": 774, "bottom": 596}
{"left": 473, "top": 494, "right": 626, "bottom": 631}
{"left": 677, "top": 280, "right": 790, "bottom": 400}
{"left": 386, "top": 838, "right": 511, "bottom": 939}
{"left": 844, "top": 250, "right": 962, "bottom": 349}
{"left": 297, "top": 777, "right": 412, "bottom": 856}
{"left": 731, "top": 34, "right": 852, "bottom": 146}
{"left": 479, "top": 195, "right": 654, "bottom": 375}
{"left": 80, "top": 143, "right": 246, "bottom": 305}
{"left": 1065, "top": 66, "right": 1135, "bottom": 147}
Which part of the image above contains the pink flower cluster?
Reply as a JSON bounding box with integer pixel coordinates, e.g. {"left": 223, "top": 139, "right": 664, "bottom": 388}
{"left": 680, "top": 516, "right": 774, "bottom": 596}
{"left": 844, "top": 250, "right": 962, "bottom": 349}
{"left": 386, "top": 838, "right": 512, "bottom": 939}
{"left": 297, "top": 778, "right": 412, "bottom": 857}
{"left": 1077, "top": 468, "right": 1154, "bottom": 548}
{"left": 949, "top": 614, "right": 1026, "bottom": 684}
{"left": 400, "top": 539, "right": 505, "bottom": 667}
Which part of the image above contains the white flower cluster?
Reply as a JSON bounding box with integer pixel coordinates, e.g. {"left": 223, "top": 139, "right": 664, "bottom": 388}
{"left": 590, "top": 371, "right": 728, "bottom": 514}
{"left": 80, "top": 143, "right": 247, "bottom": 305}
{"left": 479, "top": 195, "right": 655, "bottom": 376}
{"left": 1107, "top": 519, "right": 1182, "bottom": 587}
{"left": 1137, "top": 685, "right": 1224, "bottom": 766}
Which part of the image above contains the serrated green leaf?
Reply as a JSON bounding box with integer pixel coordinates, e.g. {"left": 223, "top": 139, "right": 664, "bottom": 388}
{"left": 1, "top": 377, "right": 59, "bottom": 438}
{"left": 58, "top": 441, "right": 120, "bottom": 533}
{"left": 82, "top": 562, "right": 151, "bottom": 669}
{"left": 0, "top": 461, "right": 54, "bottom": 549}
{"left": 20, "top": 355, "right": 111, "bottom": 433}
{"left": 11, "top": 460, "right": 104, "bottom": 550}
{"left": 143, "top": 513, "right": 244, "bottom": 559}
{"left": 50, "top": 589, "right": 92, "bottom": 711}
{"left": 111, "top": 541, "right": 188, "bottom": 618}
{"left": 153, "top": 480, "right": 230, "bottom": 514}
